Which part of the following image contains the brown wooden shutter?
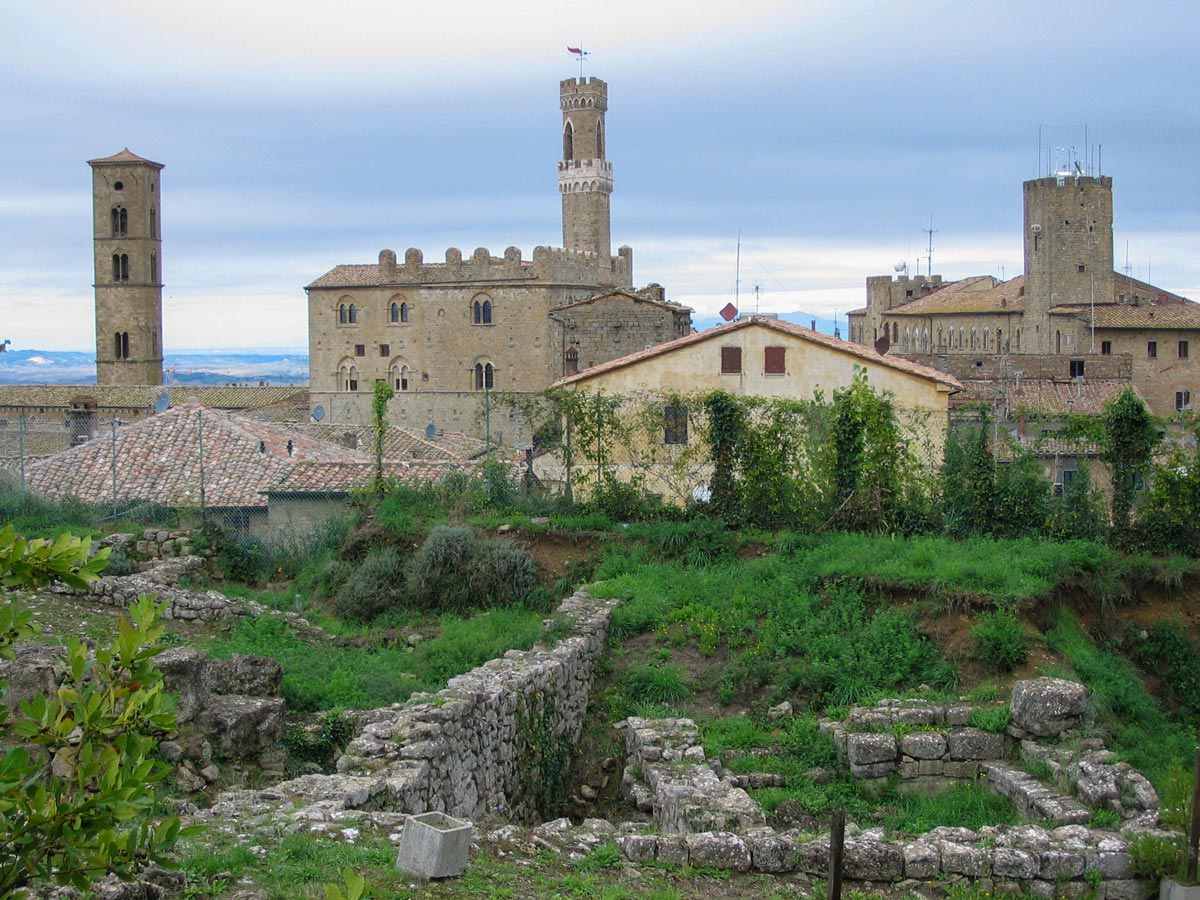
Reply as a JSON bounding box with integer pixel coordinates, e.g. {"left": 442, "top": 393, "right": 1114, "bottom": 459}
{"left": 764, "top": 346, "right": 786, "bottom": 374}
{"left": 720, "top": 346, "right": 742, "bottom": 374}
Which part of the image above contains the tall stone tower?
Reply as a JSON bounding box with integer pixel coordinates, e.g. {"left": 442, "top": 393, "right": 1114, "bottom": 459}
{"left": 559, "top": 77, "right": 612, "bottom": 261}
{"left": 1022, "top": 174, "right": 1114, "bottom": 354}
{"left": 88, "top": 148, "right": 164, "bottom": 386}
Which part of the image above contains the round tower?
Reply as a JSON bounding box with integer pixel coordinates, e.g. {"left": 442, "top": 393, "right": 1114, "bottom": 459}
{"left": 559, "top": 77, "right": 613, "bottom": 261}
{"left": 88, "top": 148, "right": 164, "bottom": 386}
{"left": 1022, "top": 174, "right": 1114, "bottom": 354}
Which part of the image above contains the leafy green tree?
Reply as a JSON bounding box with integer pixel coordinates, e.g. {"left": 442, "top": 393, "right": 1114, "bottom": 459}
{"left": 1136, "top": 444, "right": 1200, "bottom": 555}
{"left": 1100, "top": 388, "right": 1160, "bottom": 538}
{"left": 1046, "top": 467, "right": 1108, "bottom": 543}
{"left": 940, "top": 419, "right": 995, "bottom": 537}
{"left": 703, "top": 390, "right": 745, "bottom": 523}
{"left": 371, "top": 379, "right": 395, "bottom": 493}
{"left": 0, "top": 528, "right": 189, "bottom": 895}
{"left": 992, "top": 451, "right": 1050, "bottom": 539}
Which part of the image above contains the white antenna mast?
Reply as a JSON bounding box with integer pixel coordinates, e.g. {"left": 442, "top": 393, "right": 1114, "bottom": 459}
{"left": 754, "top": 284, "right": 761, "bottom": 316}
{"left": 734, "top": 229, "right": 741, "bottom": 312}
{"left": 923, "top": 215, "right": 938, "bottom": 277}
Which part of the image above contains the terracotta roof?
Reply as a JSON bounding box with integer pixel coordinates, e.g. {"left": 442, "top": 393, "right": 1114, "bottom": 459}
{"left": 888, "top": 276, "right": 1024, "bottom": 316}
{"left": 87, "top": 148, "right": 163, "bottom": 168}
{"left": 25, "top": 404, "right": 371, "bottom": 509}
{"left": 279, "top": 423, "right": 487, "bottom": 461}
{"left": 265, "top": 460, "right": 487, "bottom": 494}
{"left": 306, "top": 265, "right": 388, "bottom": 289}
{"left": 1052, "top": 276, "right": 1200, "bottom": 328}
{"left": 552, "top": 316, "right": 962, "bottom": 391}
{"left": 954, "top": 378, "right": 1142, "bottom": 417}
{"left": 0, "top": 385, "right": 307, "bottom": 412}
{"left": 553, "top": 288, "right": 692, "bottom": 314}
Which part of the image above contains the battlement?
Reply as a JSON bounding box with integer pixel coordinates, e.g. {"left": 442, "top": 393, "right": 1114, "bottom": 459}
{"left": 365, "top": 243, "right": 632, "bottom": 288}
{"left": 867, "top": 274, "right": 945, "bottom": 286}
{"left": 1024, "top": 175, "right": 1113, "bottom": 192}
{"left": 560, "top": 77, "right": 608, "bottom": 111}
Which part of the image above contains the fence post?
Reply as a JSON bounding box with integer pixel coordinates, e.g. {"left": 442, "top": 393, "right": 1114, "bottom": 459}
{"left": 1188, "top": 744, "right": 1199, "bottom": 883}
{"left": 827, "top": 808, "right": 845, "bottom": 900}
{"left": 17, "top": 410, "right": 25, "bottom": 511}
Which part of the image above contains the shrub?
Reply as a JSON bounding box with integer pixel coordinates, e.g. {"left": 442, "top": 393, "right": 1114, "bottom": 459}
{"left": 331, "top": 547, "right": 406, "bottom": 621}
{"left": 1128, "top": 832, "right": 1185, "bottom": 880}
{"left": 972, "top": 608, "right": 1029, "bottom": 672}
{"left": 968, "top": 705, "right": 1012, "bottom": 733}
{"left": 624, "top": 663, "right": 689, "bottom": 705}
{"left": 406, "top": 525, "right": 537, "bottom": 611}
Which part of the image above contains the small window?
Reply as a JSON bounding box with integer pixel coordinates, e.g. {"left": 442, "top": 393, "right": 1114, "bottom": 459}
{"left": 150, "top": 252, "right": 157, "bottom": 283}
{"left": 399, "top": 366, "right": 410, "bottom": 391}
{"left": 401, "top": 302, "right": 409, "bottom": 323}
{"left": 355, "top": 344, "right": 365, "bottom": 357}
{"left": 764, "top": 346, "right": 786, "bottom": 374}
{"left": 1148, "top": 341, "right": 1158, "bottom": 359}
{"left": 1180, "top": 340, "right": 1190, "bottom": 359}
{"left": 379, "top": 344, "right": 390, "bottom": 357}
{"left": 111, "top": 206, "right": 127, "bottom": 237}
{"left": 720, "top": 346, "right": 742, "bottom": 374}
{"left": 1062, "top": 469, "right": 1078, "bottom": 487}
{"left": 1101, "top": 341, "right": 1112, "bottom": 355}
{"left": 1069, "top": 359, "right": 1085, "bottom": 378}
{"left": 473, "top": 298, "right": 493, "bottom": 325}
{"left": 114, "top": 331, "right": 129, "bottom": 360}
{"left": 150, "top": 208, "right": 156, "bottom": 239}
{"left": 113, "top": 181, "right": 123, "bottom": 191}
{"left": 1077, "top": 264, "right": 1086, "bottom": 273}
{"left": 474, "top": 362, "right": 494, "bottom": 390}
{"left": 390, "top": 302, "right": 399, "bottom": 323}
{"left": 348, "top": 304, "right": 357, "bottom": 324}
{"left": 663, "top": 403, "right": 688, "bottom": 445}
{"left": 338, "top": 304, "right": 347, "bottom": 324}
{"left": 1177, "top": 390, "right": 1192, "bottom": 411}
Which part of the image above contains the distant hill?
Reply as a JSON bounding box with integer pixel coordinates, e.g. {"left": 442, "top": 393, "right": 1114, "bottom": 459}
{"left": 691, "top": 311, "right": 843, "bottom": 336}
{"left": 0, "top": 349, "right": 309, "bottom": 385}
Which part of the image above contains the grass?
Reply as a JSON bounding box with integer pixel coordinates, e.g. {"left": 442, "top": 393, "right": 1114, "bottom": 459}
{"left": 202, "top": 605, "right": 551, "bottom": 712}
{"left": 1044, "top": 608, "right": 1196, "bottom": 792}
{"left": 881, "top": 780, "right": 1019, "bottom": 834}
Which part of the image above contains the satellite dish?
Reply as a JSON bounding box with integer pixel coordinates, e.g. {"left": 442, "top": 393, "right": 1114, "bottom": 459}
{"left": 311, "top": 404, "right": 325, "bottom": 422}
{"left": 153, "top": 392, "right": 170, "bottom": 414}
{"left": 424, "top": 423, "right": 437, "bottom": 440}
{"left": 1030, "top": 223, "right": 1042, "bottom": 234}
{"left": 893, "top": 261, "right": 907, "bottom": 273}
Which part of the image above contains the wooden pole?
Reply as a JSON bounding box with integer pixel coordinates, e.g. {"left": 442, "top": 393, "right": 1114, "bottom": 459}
{"left": 827, "top": 808, "right": 845, "bottom": 900}
{"left": 1187, "top": 744, "right": 1199, "bottom": 883}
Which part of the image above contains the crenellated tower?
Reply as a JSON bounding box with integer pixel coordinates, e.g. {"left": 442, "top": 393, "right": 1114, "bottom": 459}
{"left": 559, "top": 77, "right": 612, "bottom": 261}
{"left": 88, "top": 148, "right": 164, "bottom": 385}
{"left": 1022, "top": 174, "right": 1114, "bottom": 354}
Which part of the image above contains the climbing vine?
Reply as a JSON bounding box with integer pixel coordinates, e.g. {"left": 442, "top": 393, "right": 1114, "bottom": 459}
{"left": 512, "top": 689, "right": 572, "bottom": 822}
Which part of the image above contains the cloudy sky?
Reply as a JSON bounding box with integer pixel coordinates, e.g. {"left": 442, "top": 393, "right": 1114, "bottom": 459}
{"left": 2, "top": 0, "right": 1197, "bottom": 351}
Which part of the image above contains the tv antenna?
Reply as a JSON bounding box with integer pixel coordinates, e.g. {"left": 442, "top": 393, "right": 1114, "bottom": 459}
{"left": 923, "top": 215, "right": 938, "bottom": 278}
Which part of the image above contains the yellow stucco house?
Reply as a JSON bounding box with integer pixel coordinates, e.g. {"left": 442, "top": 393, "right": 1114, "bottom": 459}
{"left": 542, "top": 315, "right": 961, "bottom": 503}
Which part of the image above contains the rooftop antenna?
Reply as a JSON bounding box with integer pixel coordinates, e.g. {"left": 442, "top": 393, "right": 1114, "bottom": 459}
{"left": 923, "top": 215, "right": 938, "bottom": 278}
{"left": 567, "top": 45, "right": 590, "bottom": 79}
{"left": 754, "top": 284, "right": 761, "bottom": 316}
{"left": 734, "top": 229, "right": 741, "bottom": 312}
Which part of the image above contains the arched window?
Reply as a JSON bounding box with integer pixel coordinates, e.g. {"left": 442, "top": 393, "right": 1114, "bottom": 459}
{"left": 937, "top": 325, "right": 944, "bottom": 347}
{"left": 401, "top": 302, "right": 409, "bottom": 323}
{"left": 474, "top": 362, "right": 494, "bottom": 390}
{"left": 338, "top": 304, "right": 347, "bottom": 324}
{"left": 114, "top": 332, "right": 130, "bottom": 360}
{"left": 983, "top": 327, "right": 989, "bottom": 350}
{"left": 970, "top": 327, "right": 977, "bottom": 350}
{"left": 959, "top": 327, "right": 965, "bottom": 349}
{"left": 348, "top": 304, "right": 357, "bottom": 324}
{"left": 996, "top": 328, "right": 1002, "bottom": 352}
{"left": 111, "top": 253, "right": 129, "bottom": 282}
{"left": 390, "top": 302, "right": 398, "bottom": 323}
{"left": 892, "top": 322, "right": 899, "bottom": 342}
{"left": 150, "top": 208, "right": 156, "bottom": 239}
{"left": 473, "top": 298, "right": 493, "bottom": 325}
{"left": 348, "top": 365, "right": 359, "bottom": 391}
{"left": 111, "top": 207, "right": 127, "bottom": 237}
{"left": 596, "top": 119, "right": 604, "bottom": 158}
{"left": 1056, "top": 330, "right": 1062, "bottom": 354}
{"left": 150, "top": 253, "right": 158, "bottom": 283}
{"left": 563, "top": 121, "right": 574, "bottom": 161}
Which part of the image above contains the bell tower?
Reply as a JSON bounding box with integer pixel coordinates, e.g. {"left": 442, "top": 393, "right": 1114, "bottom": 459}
{"left": 88, "top": 148, "right": 164, "bottom": 385}
{"left": 559, "top": 77, "right": 613, "bottom": 262}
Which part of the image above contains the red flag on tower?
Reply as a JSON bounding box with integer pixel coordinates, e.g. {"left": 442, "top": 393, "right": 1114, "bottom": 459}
{"left": 568, "top": 46, "right": 588, "bottom": 57}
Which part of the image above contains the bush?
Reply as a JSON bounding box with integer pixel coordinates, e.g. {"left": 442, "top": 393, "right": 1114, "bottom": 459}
{"left": 972, "top": 608, "right": 1029, "bottom": 672}
{"left": 623, "top": 663, "right": 689, "bottom": 704}
{"left": 331, "top": 547, "right": 406, "bottom": 621}
{"left": 406, "top": 525, "right": 538, "bottom": 611}
{"left": 1128, "top": 832, "right": 1186, "bottom": 880}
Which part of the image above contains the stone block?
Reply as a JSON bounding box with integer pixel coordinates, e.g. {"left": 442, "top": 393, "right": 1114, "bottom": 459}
{"left": 656, "top": 835, "right": 690, "bottom": 866}
{"left": 686, "top": 832, "right": 751, "bottom": 871}
{"left": 902, "top": 731, "right": 949, "bottom": 760}
{"left": 844, "top": 838, "right": 904, "bottom": 881}
{"left": 1160, "top": 881, "right": 1200, "bottom": 900}
{"left": 395, "top": 812, "right": 473, "bottom": 879}
{"left": 944, "top": 761, "right": 982, "bottom": 778}
{"left": 948, "top": 727, "right": 1005, "bottom": 761}
{"left": 847, "top": 732, "right": 897, "bottom": 766}
{"left": 945, "top": 705, "right": 975, "bottom": 726}
{"left": 1010, "top": 678, "right": 1089, "bottom": 738}
{"left": 851, "top": 761, "right": 898, "bottom": 778}
{"left": 196, "top": 695, "right": 285, "bottom": 759}
{"left": 619, "top": 834, "right": 657, "bottom": 862}
{"left": 206, "top": 654, "right": 283, "bottom": 697}
{"left": 1039, "top": 850, "right": 1086, "bottom": 880}
{"left": 918, "top": 759, "right": 946, "bottom": 776}
{"left": 746, "top": 829, "right": 795, "bottom": 873}
{"left": 794, "top": 837, "right": 830, "bottom": 875}
{"left": 155, "top": 646, "right": 210, "bottom": 724}
{"left": 940, "top": 842, "right": 991, "bottom": 876}
{"left": 1107, "top": 880, "right": 1155, "bottom": 900}
{"left": 1088, "top": 851, "right": 1134, "bottom": 879}
{"left": 903, "top": 842, "right": 940, "bottom": 879}
{"left": 993, "top": 848, "right": 1039, "bottom": 879}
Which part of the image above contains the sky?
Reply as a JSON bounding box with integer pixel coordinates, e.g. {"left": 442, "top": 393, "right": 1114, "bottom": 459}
{"left": 1, "top": 0, "right": 1197, "bottom": 351}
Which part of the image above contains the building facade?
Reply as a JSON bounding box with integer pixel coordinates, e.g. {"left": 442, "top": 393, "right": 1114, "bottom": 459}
{"left": 848, "top": 173, "right": 1200, "bottom": 419}
{"left": 88, "top": 149, "right": 164, "bottom": 386}
{"left": 306, "top": 77, "right": 691, "bottom": 442}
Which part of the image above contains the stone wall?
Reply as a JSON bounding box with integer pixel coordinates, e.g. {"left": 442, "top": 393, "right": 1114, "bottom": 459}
{"left": 202, "top": 590, "right": 616, "bottom": 826}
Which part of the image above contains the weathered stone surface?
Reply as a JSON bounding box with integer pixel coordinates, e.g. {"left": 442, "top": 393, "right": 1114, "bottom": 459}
{"left": 1039, "top": 849, "right": 1086, "bottom": 879}
{"left": 940, "top": 841, "right": 992, "bottom": 876}
{"left": 794, "top": 837, "right": 830, "bottom": 875}
{"left": 948, "top": 727, "right": 1005, "bottom": 761}
{"left": 901, "top": 731, "right": 948, "bottom": 760}
{"left": 1087, "top": 850, "right": 1133, "bottom": 879}
{"left": 746, "top": 828, "right": 795, "bottom": 873}
{"left": 619, "top": 834, "right": 657, "bottom": 862}
{"left": 902, "top": 842, "right": 940, "bottom": 879}
{"left": 844, "top": 838, "right": 904, "bottom": 881}
{"left": 656, "top": 835, "right": 690, "bottom": 866}
{"left": 993, "top": 847, "right": 1039, "bottom": 879}
{"left": 847, "top": 733, "right": 897, "bottom": 766}
{"left": 1010, "top": 678, "right": 1089, "bottom": 737}
{"left": 686, "top": 832, "right": 752, "bottom": 871}
{"left": 206, "top": 654, "right": 283, "bottom": 697}
{"left": 196, "top": 695, "right": 285, "bottom": 759}
{"left": 1102, "top": 879, "right": 1153, "bottom": 900}
{"left": 156, "top": 647, "right": 210, "bottom": 723}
